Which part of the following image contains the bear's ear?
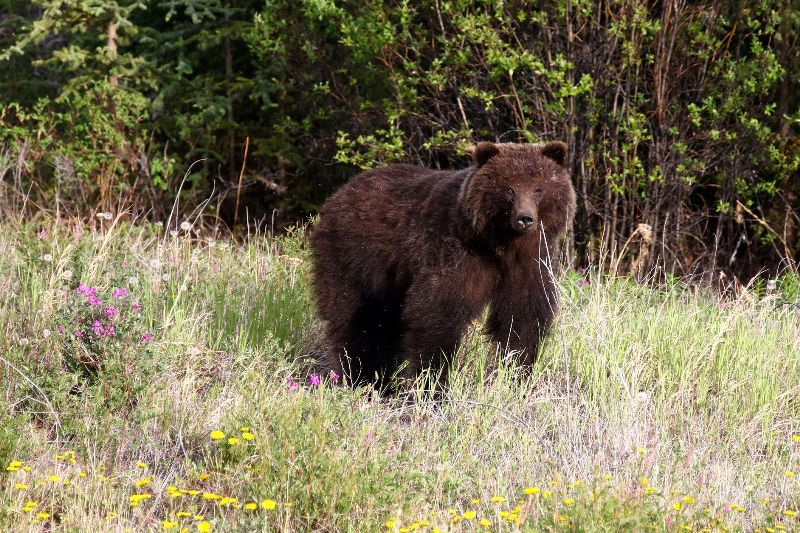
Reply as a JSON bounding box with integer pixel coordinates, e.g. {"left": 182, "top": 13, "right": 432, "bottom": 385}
{"left": 541, "top": 141, "right": 567, "bottom": 167}
{"left": 467, "top": 141, "right": 500, "bottom": 167}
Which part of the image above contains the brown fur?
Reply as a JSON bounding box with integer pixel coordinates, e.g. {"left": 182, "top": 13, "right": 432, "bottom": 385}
{"left": 310, "top": 142, "right": 576, "bottom": 389}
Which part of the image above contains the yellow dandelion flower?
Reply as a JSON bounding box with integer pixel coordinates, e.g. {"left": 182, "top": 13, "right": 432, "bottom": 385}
{"left": 640, "top": 476, "right": 649, "bottom": 485}
{"left": 471, "top": 498, "right": 479, "bottom": 504}
{"left": 673, "top": 503, "right": 683, "bottom": 511}
{"left": 603, "top": 473, "right": 612, "bottom": 481}
{"left": 463, "top": 511, "right": 476, "bottom": 519}
{"left": 137, "top": 462, "right": 148, "bottom": 469}
{"left": 197, "top": 521, "right": 212, "bottom": 532}
{"left": 37, "top": 512, "right": 50, "bottom": 520}
{"left": 210, "top": 431, "right": 225, "bottom": 441}
{"left": 48, "top": 475, "right": 60, "bottom": 483}
{"left": 793, "top": 435, "right": 800, "bottom": 443}
{"left": 776, "top": 526, "right": 787, "bottom": 531}
{"left": 729, "top": 504, "right": 745, "bottom": 512}
{"left": 135, "top": 477, "right": 151, "bottom": 487}
{"left": 193, "top": 515, "right": 205, "bottom": 521}
{"left": 637, "top": 447, "right": 646, "bottom": 454}
{"left": 240, "top": 426, "right": 250, "bottom": 432}
{"left": 261, "top": 499, "right": 276, "bottom": 510}
{"left": 8, "top": 460, "right": 22, "bottom": 468}
{"left": 558, "top": 514, "right": 568, "bottom": 523}
{"left": 644, "top": 487, "right": 655, "bottom": 495}
{"left": 22, "top": 466, "right": 31, "bottom": 472}
{"left": 479, "top": 519, "right": 491, "bottom": 527}
{"left": 782, "top": 510, "right": 797, "bottom": 517}
{"left": 176, "top": 511, "right": 191, "bottom": 517}
{"left": 15, "top": 483, "right": 28, "bottom": 490}
{"left": 490, "top": 496, "right": 505, "bottom": 503}
{"left": 563, "top": 497, "right": 575, "bottom": 506}
{"left": 244, "top": 503, "right": 257, "bottom": 511}
{"left": 188, "top": 490, "right": 200, "bottom": 496}
{"left": 542, "top": 491, "right": 552, "bottom": 499}
{"left": 524, "top": 487, "right": 540, "bottom": 495}
{"left": 163, "top": 520, "right": 178, "bottom": 530}
{"left": 202, "top": 492, "right": 221, "bottom": 501}
{"left": 220, "top": 497, "right": 238, "bottom": 506}
{"left": 786, "top": 471, "right": 795, "bottom": 478}
{"left": 449, "top": 516, "right": 462, "bottom": 525}
{"left": 78, "top": 472, "right": 87, "bottom": 478}
{"left": 227, "top": 437, "right": 240, "bottom": 445}
{"left": 683, "top": 496, "right": 695, "bottom": 505}
{"left": 241, "top": 432, "right": 255, "bottom": 441}
{"left": 447, "top": 508, "right": 456, "bottom": 515}
{"left": 499, "top": 511, "right": 510, "bottom": 518}
{"left": 385, "top": 519, "right": 396, "bottom": 528}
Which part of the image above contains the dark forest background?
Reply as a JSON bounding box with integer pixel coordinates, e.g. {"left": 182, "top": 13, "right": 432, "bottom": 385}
{"left": 1, "top": 0, "right": 799, "bottom": 279}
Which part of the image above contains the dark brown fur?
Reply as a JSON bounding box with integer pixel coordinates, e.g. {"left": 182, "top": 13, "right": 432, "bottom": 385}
{"left": 310, "top": 142, "right": 576, "bottom": 388}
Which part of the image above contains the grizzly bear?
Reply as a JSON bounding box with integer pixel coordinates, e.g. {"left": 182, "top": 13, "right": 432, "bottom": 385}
{"left": 310, "top": 141, "right": 576, "bottom": 388}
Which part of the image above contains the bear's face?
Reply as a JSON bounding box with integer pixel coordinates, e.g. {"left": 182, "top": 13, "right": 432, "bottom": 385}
{"left": 461, "top": 142, "right": 575, "bottom": 242}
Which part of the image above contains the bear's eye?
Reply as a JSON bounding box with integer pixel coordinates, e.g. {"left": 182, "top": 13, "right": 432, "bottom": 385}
{"left": 505, "top": 188, "right": 514, "bottom": 199}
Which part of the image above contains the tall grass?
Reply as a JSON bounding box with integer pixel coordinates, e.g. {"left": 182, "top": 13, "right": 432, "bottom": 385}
{"left": 0, "top": 219, "right": 799, "bottom": 532}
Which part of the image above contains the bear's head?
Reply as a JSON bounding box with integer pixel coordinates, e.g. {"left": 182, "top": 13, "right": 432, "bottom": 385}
{"left": 460, "top": 141, "right": 576, "bottom": 244}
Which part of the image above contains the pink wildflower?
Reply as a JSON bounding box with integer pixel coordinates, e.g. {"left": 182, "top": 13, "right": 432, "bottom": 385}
{"left": 132, "top": 302, "right": 142, "bottom": 312}
{"left": 578, "top": 278, "right": 589, "bottom": 287}
{"left": 37, "top": 228, "right": 47, "bottom": 239}
{"left": 92, "top": 320, "right": 104, "bottom": 335}
{"left": 141, "top": 332, "right": 153, "bottom": 342}
{"left": 105, "top": 325, "right": 116, "bottom": 337}
{"left": 330, "top": 370, "right": 340, "bottom": 383}
{"left": 104, "top": 306, "right": 118, "bottom": 317}
{"left": 286, "top": 376, "right": 299, "bottom": 391}
{"left": 75, "top": 331, "right": 83, "bottom": 338}
{"left": 57, "top": 326, "right": 65, "bottom": 334}
{"left": 112, "top": 287, "right": 129, "bottom": 300}
{"left": 308, "top": 374, "right": 321, "bottom": 386}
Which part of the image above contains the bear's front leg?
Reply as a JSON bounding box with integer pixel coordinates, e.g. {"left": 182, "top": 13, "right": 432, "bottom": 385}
{"left": 486, "top": 265, "right": 559, "bottom": 367}
{"left": 395, "top": 274, "right": 488, "bottom": 388}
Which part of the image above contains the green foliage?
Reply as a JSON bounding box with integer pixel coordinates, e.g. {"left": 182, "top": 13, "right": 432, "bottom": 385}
{"left": 1, "top": 0, "right": 800, "bottom": 274}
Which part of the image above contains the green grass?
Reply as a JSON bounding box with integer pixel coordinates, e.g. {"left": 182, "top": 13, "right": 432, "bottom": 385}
{"left": 1, "top": 218, "right": 799, "bottom": 532}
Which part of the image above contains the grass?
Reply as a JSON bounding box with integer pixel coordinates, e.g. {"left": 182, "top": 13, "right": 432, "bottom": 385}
{"left": 0, "top": 217, "right": 799, "bottom": 532}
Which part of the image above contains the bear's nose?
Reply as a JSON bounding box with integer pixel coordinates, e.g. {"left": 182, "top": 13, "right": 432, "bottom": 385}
{"left": 515, "top": 214, "right": 535, "bottom": 231}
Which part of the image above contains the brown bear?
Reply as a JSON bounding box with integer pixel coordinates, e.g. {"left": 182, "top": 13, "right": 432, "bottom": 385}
{"left": 310, "top": 141, "right": 576, "bottom": 389}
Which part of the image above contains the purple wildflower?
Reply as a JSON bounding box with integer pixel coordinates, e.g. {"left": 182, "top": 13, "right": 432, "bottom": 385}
{"left": 577, "top": 278, "right": 589, "bottom": 287}
{"left": 308, "top": 373, "right": 321, "bottom": 386}
{"left": 75, "top": 331, "right": 83, "bottom": 338}
{"left": 104, "top": 305, "right": 118, "bottom": 317}
{"left": 92, "top": 320, "right": 104, "bottom": 335}
{"left": 330, "top": 370, "right": 340, "bottom": 383}
{"left": 141, "top": 332, "right": 154, "bottom": 342}
{"left": 112, "top": 287, "right": 129, "bottom": 300}
{"left": 132, "top": 302, "right": 142, "bottom": 312}
{"left": 57, "top": 326, "right": 65, "bottom": 334}
{"left": 104, "top": 325, "right": 116, "bottom": 337}
{"left": 286, "top": 376, "right": 299, "bottom": 391}
{"left": 37, "top": 228, "right": 47, "bottom": 239}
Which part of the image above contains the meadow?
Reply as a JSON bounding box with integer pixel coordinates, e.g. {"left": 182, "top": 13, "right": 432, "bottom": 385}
{"left": 1, "top": 217, "right": 799, "bottom": 532}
